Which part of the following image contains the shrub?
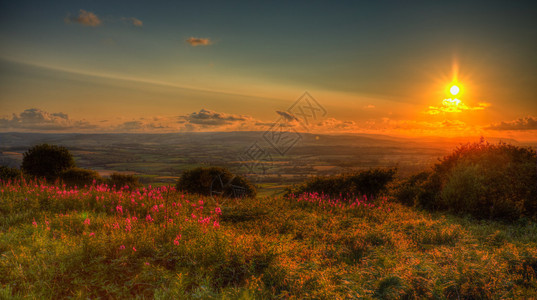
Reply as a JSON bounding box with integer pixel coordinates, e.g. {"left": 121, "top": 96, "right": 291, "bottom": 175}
{"left": 107, "top": 173, "right": 142, "bottom": 189}
{"left": 21, "top": 144, "right": 75, "bottom": 182}
{"left": 413, "top": 140, "right": 537, "bottom": 220}
{"left": 176, "top": 166, "right": 256, "bottom": 198}
{"left": 60, "top": 167, "right": 102, "bottom": 188}
{"left": 288, "top": 168, "right": 396, "bottom": 199}
{"left": 0, "top": 165, "right": 22, "bottom": 182}
{"left": 393, "top": 171, "right": 430, "bottom": 206}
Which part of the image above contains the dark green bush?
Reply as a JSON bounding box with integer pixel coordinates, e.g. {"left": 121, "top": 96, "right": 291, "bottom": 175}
{"left": 288, "top": 168, "right": 396, "bottom": 199}
{"left": 0, "top": 165, "right": 22, "bottom": 182}
{"left": 411, "top": 140, "right": 537, "bottom": 220}
{"left": 60, "top": 167, "right": 102, "bottom": 188}
{"left": 21, "top": 144, "right": 75, "bottom": 182}
{"left": 176, "top": 166, "right": 256, "bottom": 198}
{"left": 107, "top": 173, "right": 142, "bottom": 189}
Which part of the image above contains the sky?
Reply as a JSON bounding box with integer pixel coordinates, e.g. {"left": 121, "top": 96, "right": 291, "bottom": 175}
{"left": 1, "top": 0, "right": 536, "bottom": 140}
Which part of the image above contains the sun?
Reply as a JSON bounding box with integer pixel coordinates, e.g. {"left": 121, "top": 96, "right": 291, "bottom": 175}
{"left": 450, "top": 85, "right": 460, "bottom": 96}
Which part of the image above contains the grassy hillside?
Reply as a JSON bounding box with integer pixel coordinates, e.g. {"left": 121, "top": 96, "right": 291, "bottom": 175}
{"left": 1, "top": 180, "right": 536, "bottom": 299}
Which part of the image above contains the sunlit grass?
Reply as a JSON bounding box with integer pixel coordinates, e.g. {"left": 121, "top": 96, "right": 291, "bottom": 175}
{"left": 1, "top": 179, "right": 536, "bottom": 298}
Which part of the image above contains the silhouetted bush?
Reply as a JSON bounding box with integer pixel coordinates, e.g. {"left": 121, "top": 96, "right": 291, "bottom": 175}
{"left": 0, "top": 165, "right": 22, "bottom": 182}
{"left": 288, "top": 168, "right": 396, "bottom": 199}
{"left": 60, "top": 167, "right": 102, "bottom": 188}
{"left": 21, "top": 144, "right": 75, "bottom": 182}
{"left": 107, "top": 173, "right": 141, "bottom": 189}
{"left": 407, "top": 140, "right": 537, "bottom": 220}
{"left": 176, "top": 166, "right": 256, "bottom": 198}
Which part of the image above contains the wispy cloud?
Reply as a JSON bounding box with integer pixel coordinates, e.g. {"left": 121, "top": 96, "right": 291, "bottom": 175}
{"left": 186, "top": 37, "right": 212, "bottom": 46}
{"left": 426, "top": 99, "right": 490, "bottom": 115}
{"left": 486, "top": 116, "right": 537, "bottom": 131}
{"left": 122, "top": 17, "right": 143, "bottom": 27}
{"left": 65, "top": 9, "right": 102, "bottom": 27}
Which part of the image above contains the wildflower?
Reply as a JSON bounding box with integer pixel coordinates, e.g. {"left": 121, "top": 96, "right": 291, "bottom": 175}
{"left": 213, "top": 220, "right": 220, "bottom": 229}
{"left": 84, "top": 218, "right": 90, "bottom": 225}
{"left": 116, "top": 205, "right": 123, "bottom": 214}
{"left": 173, "top": 234, "right": 181, "bottom": 245}
{"left": 119, "top": 245, "right": 125, "bottom": 250}
{"left": 215, "top": 207, "right": 222, "bottom": 215}
{"left": 144, "top": 262, "right": 150, "bottom": 266}
{"left": 133, "top": 246, "right": 137, "bottom": 252}
{"left": 145, "top": 214, "right": 154, "bottom": 222}
{"left": 89, "top": 232, "right": 95, "bottom": 237}
{"left": 32, "top": 220, "right": 37, "bottom": 227}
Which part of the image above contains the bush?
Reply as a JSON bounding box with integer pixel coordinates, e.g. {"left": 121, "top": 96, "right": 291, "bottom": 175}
{"left": 411, "top": 140, "right": 537, "bottom": 220}
{"left": 176, "top": 166, "right": 256, "bottom": 198}
{"left": 21, "top": 144, "right": 75, "bottom": 182}
{"left": 0, "top": 165, "right": 22, "bottom": 182}
{"left": 106, "top": 173, "right": 141, "bottom": 189}
{"left": 393, "top": 171, "right": 430, "bottom": 206}
{"left": 288, "top": 168, "right": 396, "bottom": 199}
{"left": 60, "top": 168, "right": 102, "bottom": 188}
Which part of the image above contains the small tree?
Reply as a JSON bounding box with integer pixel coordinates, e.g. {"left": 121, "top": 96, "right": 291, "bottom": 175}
{"left": 21, "top": 144, "right": 75, "bottom": 182}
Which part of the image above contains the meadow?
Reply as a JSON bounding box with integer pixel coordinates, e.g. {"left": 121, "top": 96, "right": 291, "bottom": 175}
{"left": 1, "top": 179, "right": 536, "bottom": 299}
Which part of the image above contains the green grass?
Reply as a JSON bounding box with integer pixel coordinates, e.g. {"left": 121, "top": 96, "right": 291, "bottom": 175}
{"left": 0, "top": 180, "right": 536, "bottom": 299}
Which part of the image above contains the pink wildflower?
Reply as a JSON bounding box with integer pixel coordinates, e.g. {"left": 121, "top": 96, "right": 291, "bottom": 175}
{"left": 145, "top": 214, "right": 154, "bottom": 222}
{"left": 119, "top": 245, "right": 125, "bottom": 250}
{"left": 84, "top": 218, "right": 90, "bottom": 225}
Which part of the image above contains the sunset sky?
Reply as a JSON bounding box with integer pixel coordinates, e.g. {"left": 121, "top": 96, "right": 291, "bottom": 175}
{"left": 1, "top": 1, "right": 536, "bottom": 140}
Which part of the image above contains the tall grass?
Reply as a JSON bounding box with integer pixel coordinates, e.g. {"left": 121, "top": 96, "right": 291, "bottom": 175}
{"left": 1, "top": 179, "right": 536, "bottom": 298}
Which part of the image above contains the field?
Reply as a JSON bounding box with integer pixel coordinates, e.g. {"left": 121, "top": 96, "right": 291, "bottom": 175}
{"left": 1, "top": 179, "right": 536, "bottom": 299}
{"left": 0, "top": 132, "right": 479, "bottom": 188}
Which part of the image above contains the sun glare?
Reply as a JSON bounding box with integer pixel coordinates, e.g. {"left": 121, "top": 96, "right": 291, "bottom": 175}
{"left": 450, "top": 85, "right": 460, "bottom": 96}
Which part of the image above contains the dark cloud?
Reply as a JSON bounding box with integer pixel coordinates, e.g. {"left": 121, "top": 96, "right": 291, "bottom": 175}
{"left": 486, "top": 116, "right": 537, "bottom": 131}
{"left": 0, "top": 108, "right": 97, "bottom": 131}
{"left": 65, "top": 9, "right": 102, "bottom": 27}
{"left": 275, "top": 111, "right": 298, "bottom": 122}
{"left": 181, "top": 109, "right": 249, "bottom": 126}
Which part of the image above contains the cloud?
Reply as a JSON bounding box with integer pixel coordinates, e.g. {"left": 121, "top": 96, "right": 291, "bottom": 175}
{"left": 426, "top": 99, "right": 490, "bottom": 115}
{"left": 276, "top": 111, "right": 299, "bottom": 122}
{"left": 486, "top": 116, "right": 537, "bottom": 131}
{"left": 364, "top": 104, "right": 375, "bottom": 109}
{"left": 180, "top": 109, "right": 253, "bottom": 127}
{"left": 65, "top": 9, "right": 102, "bottom": 27}
{"left": 0, "top": 108, "right": 97, "bottom": 131}
{"left": 186, "top": 37, "right": 212, "bottom": 46}
{"left": 315, "top": 118, "right": 357, "bottom": 132}
{"left": 122, "top": 17, "right": 143, "bottom": 27}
